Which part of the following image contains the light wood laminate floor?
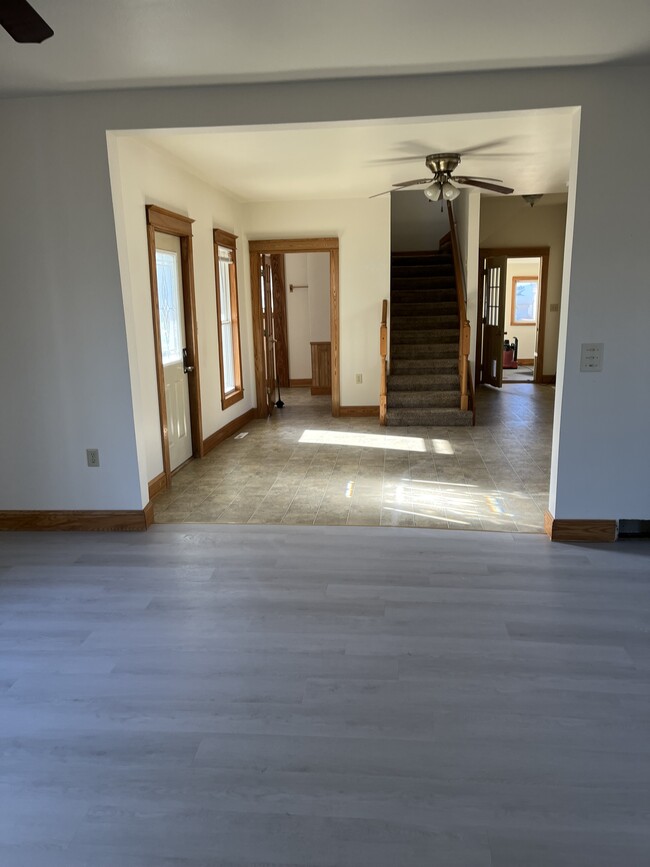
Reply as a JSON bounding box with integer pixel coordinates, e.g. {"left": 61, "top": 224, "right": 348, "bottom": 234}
{"left": 155, "top": 385, "right": 553, "bottom": 533}
{"left": 1, "top": 525, "right": 649, "bottom": 865}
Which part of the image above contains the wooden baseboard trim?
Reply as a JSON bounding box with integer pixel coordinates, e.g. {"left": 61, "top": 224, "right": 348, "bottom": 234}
{"left": 516, "top": 358, "right": 534, "bottom": 365}
{"left": 202, "top": 407, "right": 256, "bottom": 456}
{"left": 289, "top": 379, "right": 311, "bottom": 388}
{"left": 0, "top": 509, "right": 151, "bottom": 532}
{"left": 544, "top": 510, "right": 617, "bottom": 542}
{"left": 311, "top": 386, "right": 332, "bottom": 396}
{"left": 540, "top": 374, "right": 557, "bottom": 384}
{"left": 148, "top": 471, "right": 167, "bottom": 500}
{"left": 339, "top": 405, "right": 379, "bottom": 417}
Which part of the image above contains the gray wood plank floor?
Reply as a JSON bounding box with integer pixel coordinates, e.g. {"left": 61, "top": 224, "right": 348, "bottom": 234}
{"left": 1, "top": 525, "right": 649, "bottom": 866}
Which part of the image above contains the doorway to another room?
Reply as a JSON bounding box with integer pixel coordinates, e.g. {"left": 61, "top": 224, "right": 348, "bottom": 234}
{"left": 249, "top": 238, "right": 340, "bottom": 418}
{"left": 477, "top": 247, "right": 549, "bottom": 388}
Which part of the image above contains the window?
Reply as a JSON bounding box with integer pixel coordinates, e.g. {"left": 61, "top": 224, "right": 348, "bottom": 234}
{"left": 214, "top": 229, "right": 243, "bottom": 409}
{"left": 511, "top": 276, "right": 538, "bottom": 325}
{"left": 155, "top": 249, "right": 183, "bottom": 365}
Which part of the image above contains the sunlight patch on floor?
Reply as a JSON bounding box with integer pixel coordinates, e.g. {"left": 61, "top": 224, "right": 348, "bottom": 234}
{"left": 300, "top": 429, "right": 426, "bottom": 452}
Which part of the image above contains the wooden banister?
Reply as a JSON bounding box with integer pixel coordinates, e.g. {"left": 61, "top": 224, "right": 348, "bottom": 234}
{"left": 446, "top": 201, "right": 471, "bottom": 413}
{"left": 380, "top": 298, "right": 388, "bottom": 426}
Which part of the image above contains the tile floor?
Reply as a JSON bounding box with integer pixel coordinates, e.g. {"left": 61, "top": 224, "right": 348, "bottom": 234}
{"left": 154, "top": 384, "right": 554, "bottom": 533}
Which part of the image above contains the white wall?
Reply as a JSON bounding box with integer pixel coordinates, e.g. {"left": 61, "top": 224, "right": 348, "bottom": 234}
{"left": 284, "top": 253, "right": 311, "bottom": 379}
{"left": 504, "top": 257, "right": 541, "bottom": 360}
{"left": 107, "top": 136, "right": 255, "bottom": 491}
{"left": 243, "top": 199, "right": 390, "bottom": 407}
{"left": 1, "top": 64, "right": 649, "bottom": 520}
{"left": 283, "top": 252, "right": 332, "bottom": 381}
{"left": 391, "top": 191, "right": 449, "bottom": 251}
{"left": 480, "top": 194, "right": 567, "bottom": 377}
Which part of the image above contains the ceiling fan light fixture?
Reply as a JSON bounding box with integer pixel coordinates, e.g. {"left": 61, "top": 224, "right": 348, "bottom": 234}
{"left": 442, "top": 180, "right": 460, "bottom": 201}
{"left": 423, "top": 182, "right": 442, "bottom": 201}
{"left": 522, "top": 194, "right": 543, "bottom": 207}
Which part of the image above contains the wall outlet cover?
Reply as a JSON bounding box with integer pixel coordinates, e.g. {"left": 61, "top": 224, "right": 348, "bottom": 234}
{"left": 86, "top": 448, "right": 100, "bottom": 467}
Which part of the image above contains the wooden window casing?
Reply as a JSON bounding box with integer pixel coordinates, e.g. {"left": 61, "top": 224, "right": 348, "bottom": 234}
{"left": 214, "top": 229, "right": 244, "bottom": 410}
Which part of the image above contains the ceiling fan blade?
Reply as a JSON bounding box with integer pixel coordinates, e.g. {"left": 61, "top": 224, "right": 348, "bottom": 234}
{"left": 393, "top": 178, "right": 432, "bottom": 188}
{"left": 455, "top": 178, "right": 514, "bottom": 194}
{"left": 454, "top": 175, "right": 504, "bottom": 184}
{"left": 458, "top": 138, "right": 512, "bottom": 155}
{"left": 0, "top": 0, "right": 53, "bottom": 43}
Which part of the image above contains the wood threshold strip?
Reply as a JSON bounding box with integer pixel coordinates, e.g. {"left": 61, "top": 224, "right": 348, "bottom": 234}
{"left": 544, "top": 511, "right": 618, "bottom": 542}
{"left": 0, "top": 508, "right": 152, "bottom": 532}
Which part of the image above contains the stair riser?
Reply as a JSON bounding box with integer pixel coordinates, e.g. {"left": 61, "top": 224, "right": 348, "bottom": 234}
{"left": 391, "top": 315, "right": 459, "bottom": 330}
{"left": 388, "top": 374, "right": 458, "bottom": 389}
{"left": 392, "top": 331, "right": 459, "bottom": 345}
{"left": 392, "top": 265, "right": 454, "bottom": 277}
{"left": 392, "top": 276, "right": 455, "bottom": 288}
{"left": 392, "top": 255, "right": 452, "bottom": 268}
{"left": 391, "top": 302, "right": 458, "bottom": 316}
{"left": 388, "top": 391, "right": 461, "bottom": 408}
{"left": 390, "top": 359, "right": 458, "bottom": 373}
{"left": 391, "top": 345, "right": 458, "bottom": 359}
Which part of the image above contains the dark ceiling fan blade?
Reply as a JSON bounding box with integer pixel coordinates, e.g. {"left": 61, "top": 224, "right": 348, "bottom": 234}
{"left": 455, "top": 178, "right": 514, "bottom": 194}
{"left": 457, "top": 138, "right": 512, "bottom": 154}
{"left": 0, "top": 0, "right": 53, "bottom": 43}
{"left": 392, "top": 178, "right": 432, "bottom": 188}
{"left": 454, "top": 175, "right": 504, "bottom": 184}
{"left": 369, "top": 189, "right": 394, "bottom": 198}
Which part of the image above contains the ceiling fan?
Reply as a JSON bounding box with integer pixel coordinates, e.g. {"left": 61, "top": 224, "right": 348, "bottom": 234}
{"left": 372, "top": 153, "right": 514, "bottom": 201}
{"left": 1, "top": 0, "right": 53, "bottom": 43}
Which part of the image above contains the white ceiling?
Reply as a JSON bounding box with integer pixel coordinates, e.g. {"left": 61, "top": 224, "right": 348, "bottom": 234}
{"left": 137, "top": 109, "right": 575, "bottom": 202}
{"left": 1, "top": 0, "right": 649, "bottom": 96}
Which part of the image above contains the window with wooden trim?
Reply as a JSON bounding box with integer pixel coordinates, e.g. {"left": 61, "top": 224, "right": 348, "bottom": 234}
{"left": 214, "top": 229, "right": 243, "bottom": 409}
{"left": 511, "top": 276, "right": 539, "bottom": 325}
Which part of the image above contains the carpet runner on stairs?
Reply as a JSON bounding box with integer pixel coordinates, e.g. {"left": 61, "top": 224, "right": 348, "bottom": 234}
{"left": 387, "top": 251, "right": 473, "bottom": 427}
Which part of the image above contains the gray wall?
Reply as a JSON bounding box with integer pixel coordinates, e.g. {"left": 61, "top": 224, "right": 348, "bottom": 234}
{"left": 1, "top": 64, "right": 649, "bottom": 520}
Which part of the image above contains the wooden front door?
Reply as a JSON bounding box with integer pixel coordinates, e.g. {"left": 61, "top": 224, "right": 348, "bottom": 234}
{"left": 482, "top": 256, "right": 508, "bottom": 388}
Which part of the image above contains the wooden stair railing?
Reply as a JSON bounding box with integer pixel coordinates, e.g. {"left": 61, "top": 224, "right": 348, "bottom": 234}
{"left": 379, "top": 298, "right": 388, "bottom": 426}
{"left": 446, "top": 201, "right": 471, "bottom": 413}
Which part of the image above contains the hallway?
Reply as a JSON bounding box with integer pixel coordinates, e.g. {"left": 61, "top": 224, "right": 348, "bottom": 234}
{"left": 154, "top": 385, "right": 554, "bottom": 533}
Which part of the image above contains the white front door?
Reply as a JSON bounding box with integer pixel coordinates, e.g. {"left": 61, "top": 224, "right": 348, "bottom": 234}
{"left": 155, "top": 232, "right": 192, "bottom": 471}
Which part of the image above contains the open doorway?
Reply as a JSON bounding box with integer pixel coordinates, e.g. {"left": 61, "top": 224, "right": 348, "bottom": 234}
{"left": 476, "top": 246, "right": 549, "bottom": 388}
{"left": 249, "top": 238, "right": 340, "bottom": 417}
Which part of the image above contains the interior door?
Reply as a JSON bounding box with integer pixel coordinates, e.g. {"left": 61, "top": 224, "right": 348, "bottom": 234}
{"left": 482, "top": 255, "right": 508, "bottom": 388}
{"left": 155, "top": 232, "right": 193, "bottom": 470}
{"left": 260, "top": 254, "right": 276, "bottom": 415}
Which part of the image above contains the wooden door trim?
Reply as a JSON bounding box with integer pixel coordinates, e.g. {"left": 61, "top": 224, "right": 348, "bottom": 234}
{"left": 146, "top": 205, "right": 203, "bottom": 491}
{"left": 249, "top": 238, "right": 340, "bottom": 418}
{"left": 477, "top": 247, "right": 550, "bottom": 385}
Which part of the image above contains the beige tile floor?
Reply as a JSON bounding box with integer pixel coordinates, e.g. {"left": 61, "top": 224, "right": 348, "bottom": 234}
{"left": 154, "top": 384, "right": 554, "bottom": 533}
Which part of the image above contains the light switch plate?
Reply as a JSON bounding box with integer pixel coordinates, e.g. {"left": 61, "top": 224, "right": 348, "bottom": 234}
{"left": 580, "top": 343, "right": 604, "bottom": 372}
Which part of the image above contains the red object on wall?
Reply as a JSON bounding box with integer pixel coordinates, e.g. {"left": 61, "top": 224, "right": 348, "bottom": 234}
{"left": 503, "top": 349, "right": 518, "bottom": 369}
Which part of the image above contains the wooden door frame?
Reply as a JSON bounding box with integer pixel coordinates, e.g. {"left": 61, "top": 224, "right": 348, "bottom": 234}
{"left": 249, "top": 238, "right": 340, "bottom": 417}
{"left": 146, "top": 205, "right": 203, "bottom": 490}
{"left": 476, "top": 246, "right": 550, "bottom": 387}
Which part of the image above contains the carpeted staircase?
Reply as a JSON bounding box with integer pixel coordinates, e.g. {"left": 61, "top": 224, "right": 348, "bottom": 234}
{"left": 387, "top": 251, "right": 473, "bottom": 426}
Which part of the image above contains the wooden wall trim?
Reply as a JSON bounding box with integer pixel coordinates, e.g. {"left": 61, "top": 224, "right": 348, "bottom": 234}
{"left": 289, "top": 378, "right": 311, "bottom": 387}
{"left": 541, "top": 374, "right": 557, "bottom": 384}
{"left": 0, "top": 510, "right": 151, "bottom": 532}
{"left": 148, "top": 472, "right": 167, "bottom": 500}
{"left": 202, "top": 407, "right": 256, "bottom": 456}
{"left": 249, "top": 238, "right": 338, "bottom": 253}
{"left": 544, "top": 511, "right": 618, "bottom": 542}
{"left": 339, "top": 405, "right": 379, "bottom": 417}
{"left": 146, "top": 205, "right": 194, "bottom": 235}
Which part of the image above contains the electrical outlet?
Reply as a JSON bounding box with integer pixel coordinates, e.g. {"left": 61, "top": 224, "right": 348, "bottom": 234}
{"left": 86, "top": 448, "right": 100, "bottom": 467}
{"left": 355, "top": 373, "right": 363, "bottom": 384}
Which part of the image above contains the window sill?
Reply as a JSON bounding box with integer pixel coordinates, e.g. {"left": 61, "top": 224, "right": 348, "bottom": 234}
{"left": 221, "top": 388, "right": 244, "bottom": 411}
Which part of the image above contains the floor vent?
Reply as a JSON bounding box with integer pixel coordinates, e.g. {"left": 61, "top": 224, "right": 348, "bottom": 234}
{"left": 618, "top": 520, "right": 650, "bottom": 538}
